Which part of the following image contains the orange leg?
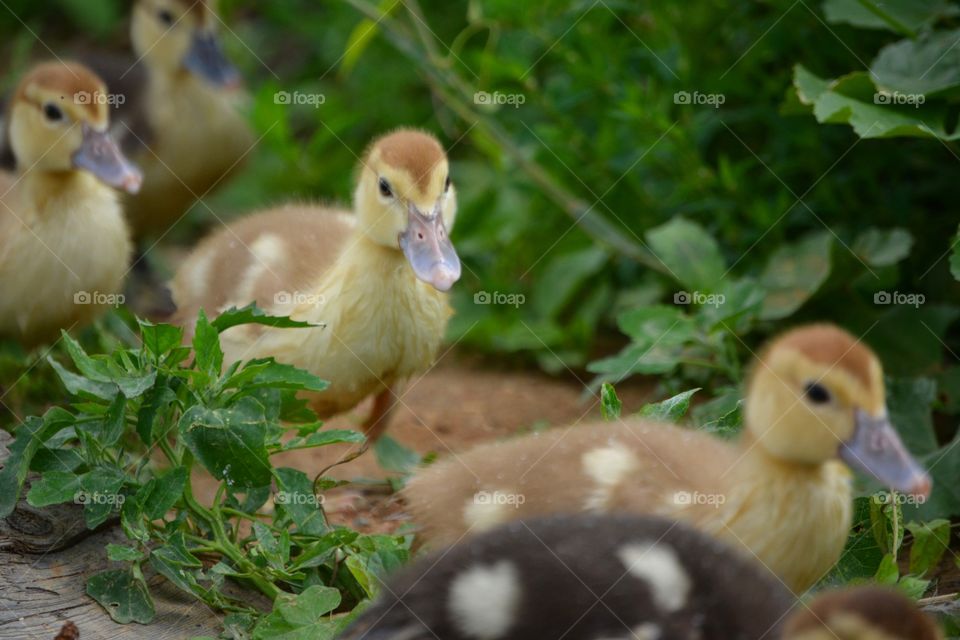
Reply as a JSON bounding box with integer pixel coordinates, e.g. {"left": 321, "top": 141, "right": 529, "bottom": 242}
{"left": 362, "top": 385, "right": 399, "bottom": 442}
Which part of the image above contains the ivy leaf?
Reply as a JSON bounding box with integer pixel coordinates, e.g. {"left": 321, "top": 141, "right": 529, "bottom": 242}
{"left": 282, "top": 429, "right": 365, "bottom": 451}
{"left": 136, "top": 466, "right": 188, "bottom": 520}
{"left": 274, "top": 467, "right": 328, "bottom": 536}
{"left": 87, "top": 569, "right": 156, "bottom": 624}
{"left": 106, "top": 543, "right": 145, "bottom": 563}
{"left": 873, "top": 28, "right": 960, "bottom": 97}
{"left": 588, "top": 306, "right": 695, "bottom": 377}
{"left": 138, "top": 320, "right": 184, "bottom": 360}
{"left": 0, "top": 409, "right": 74, "bottom": 517}
{"left": 79, "top": 467, "right": 126, "bottom": 528}
{"left": 373, "top": 435, "right": 421, "bottom": 474}
{"left": 26, "top": 471, "right": 81, "bottom": 507}
{"left": 906, "top": 519, "right": 950, "bottom": 575}
{"left": 252, "top": 585, "right": 342, "bottom": 640}
{"left": 224, "top": 359, "right": 328, "bottom": 393}
{"left": 637, "top": 389, "right": 699, "bottom": 422}
{"left": 853, "top": 228, "right": 913, "bottom": 267}
{"left": 646, "top": 217, "right": 725, "bottom": 291}
{"left": 823, "top": 0, "right": 957, "bottom": 35}
{"left": 193, "top": 310, "right": 224, "bottom": 379}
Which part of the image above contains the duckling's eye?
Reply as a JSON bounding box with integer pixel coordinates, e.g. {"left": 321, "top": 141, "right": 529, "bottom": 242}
{"left": 804, "top": 382, "right": 831, "bottom": 405}
{"left": 444, "top": 175, "right": 451, "bottom": 192}
{"left": 378, "top": 177, "right": 393, "bottom": 198}
{"left": 157, "top": 9, "right": 175, "bottom": 26}
{"left": 43, "top": 103, "right": 63, "bottom": 122}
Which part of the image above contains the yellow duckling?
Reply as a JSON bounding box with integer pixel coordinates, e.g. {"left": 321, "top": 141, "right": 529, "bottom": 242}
{"left": 405, "top": 324, "right": 931, "bottom": 593}
{"left": 171, "top": 129, "right": 460, "bottom": 438}
{"left": 784, "top": 586, "right": 942, "bottom": 639}
{"left": 113, "top": 0, "right": 253, "bottom": 238}
{"left": 0, "top": 62, "right": 142, "bottom": 346}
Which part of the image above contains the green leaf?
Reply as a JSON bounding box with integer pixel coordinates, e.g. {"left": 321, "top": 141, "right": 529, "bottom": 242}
{"left": 224, "top": 358, "right": 328, "bottom": 393}
{"left": 275, "top": 467, "right": 328, "bottom": 535}
{"left": 106, "top": 543, "right": 144, "bottom": 563}
{"left": 951, "top": 225, "right": 960, "bottom": 282}
{"left": 193, "top": 310, "right": 224, "bottom": 378}
{"left": 373, "top": 435, "right": 420, "bottom": 474}
{"left": 822, "top": 0, "right": 957, "bottom": 35}
{"left": 897, "top": 575, "right": 931, "bottom": 599}
{"left": 47, "top": 357, "right": 117, "bottom": 400}
{"left": 759, "top": 231, "right": 833, "bottom": 320}
{"left": 136, "top": 381, "right": 178, "bottom": 445}
{"left": 588, "top": 306, "right": 695, "bottom": 377}
{"left": 252, "top": 585, "right": 342, "bottom": 640}
{"left": 873, "top": 28, "right": 960, "bottom": 97}
{"left": 853, "top": 228, "right": 913, "bottom": 267}
{"left": 283, "top": 429, "right": 366, "bottom": 450}
{"left": 210, "top": 304, "right": 316, "bottom": 333}
{"left": 98, "top": 391, "right": 127, "bottom": 447}
{"left": 600, "top": 383, "right": 622, "bottom": 421}
{"left": 875, "top": 552, "right": 900, "bottom": 583}
{"left": 906, "top": 519, "right": 950, "bottom": 575}
{"left": 87, "top": 569, "right": 156, "bottom": 624}
{"left": 646, "top": 217, "right": 725, "bottom": 291}
{"left": 820, "top": 498, "right": 885, "bottom": 586}
{"left": 637, "top": 388, "right": 699, "bottom": 422}
{"left": 26, "top": 471, "right": 81, "bottom": 507}
{"left": 180, "top": 398, "right": 273, "bottom": 489}
{"left": 136, "top": 466, "right": 188, "bottom": 520}
{"left": 79, "top": 467, "right": 126, "bottom": 528}
{"left": 0, "top": 409, "right": 73, "bottom": 517}
{"left": 532, "top": 246, "right": 609, "bottom": 319}
{"left": 138, "top": 320, "right": 183, "bottom": 359}
{"left": 886, "top": 377, "right": 939, "bottom": 457}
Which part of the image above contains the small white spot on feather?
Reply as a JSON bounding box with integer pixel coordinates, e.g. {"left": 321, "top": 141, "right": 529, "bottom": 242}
{"left": 582, "top": 446, "right": 637, "bottom": 510}
{"left": 618, "top": 542, "right": 690, "bottom": 613}
{"left": 448, "top": 561, "right": 521, "bottom": 639}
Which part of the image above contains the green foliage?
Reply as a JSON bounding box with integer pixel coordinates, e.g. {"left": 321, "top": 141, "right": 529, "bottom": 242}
{"left": 0, "top": 315, "right": 407, "bottom": 633}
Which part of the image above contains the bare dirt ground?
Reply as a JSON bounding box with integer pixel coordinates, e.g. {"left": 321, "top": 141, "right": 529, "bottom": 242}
{"left": 192, "top": 351, "right": 656, "bottom": 536}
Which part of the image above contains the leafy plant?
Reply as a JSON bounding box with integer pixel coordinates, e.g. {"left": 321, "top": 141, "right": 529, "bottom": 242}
{"left": 0, "top": 309, "right": 406, "bottom": 637}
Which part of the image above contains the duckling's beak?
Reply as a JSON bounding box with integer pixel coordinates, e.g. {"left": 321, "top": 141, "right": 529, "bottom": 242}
{"left": 183, "top": 31, "right": 241, "bottom": 88}
{"left": 840, "top": 409, "right": 932, "bottom": 498}
{"left": 72, "top": 124, "right": 143, "bottom": 194}
{"left": 399, "top": 203, "right": 461, "bottom": 291}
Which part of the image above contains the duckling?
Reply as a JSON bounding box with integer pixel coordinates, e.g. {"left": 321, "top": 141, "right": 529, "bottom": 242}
{"left": 0, "top": 62, "right": 141, "bottom": 346}
{"left": 120, "top": 0, "right": 253, "bottom": 238}
{"left": 171, "top": 129, "right": 460, "bottom": 438}
{"left": 338, "top": 513, "right": 798, "bottom": 640}
{"left": 784, "top": 586, "right": 942, "bottom": 640}
{"left": 405, "top": 324, "right": 931, "bottom": 592}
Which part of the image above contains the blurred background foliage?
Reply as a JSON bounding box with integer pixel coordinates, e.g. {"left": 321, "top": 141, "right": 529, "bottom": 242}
{"left": 2, "top": 0, "right": 960, "bottom": 618}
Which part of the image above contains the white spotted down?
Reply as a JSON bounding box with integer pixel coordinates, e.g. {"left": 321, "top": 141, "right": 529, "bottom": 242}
{"left": 462, "top": 490, "right": 510, "bottom": 532}
{"left": 594, "top": 623, "right": 662, "bottom": 640}
{"left": 448, "top": 561, "right": 522, "bottom": 639}
{"left": 582, "top": 446, "right": 637, "bottom": 511}
{"left": 618, "top": 542, "right": 690, "bottom": 613}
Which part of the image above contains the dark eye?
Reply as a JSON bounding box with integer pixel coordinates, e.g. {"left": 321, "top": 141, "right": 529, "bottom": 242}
{"left": 157, "top": 9, "right": 175, "bottom": 26}
{"left": 43, "top": 103, "right": 63, "bottom": 122}
{"left": 378, "top": 177, "right": 393, "bottom": 198}
{"left": 444, "top": 175, "right": 451, "bottom": 192}
{"left": 804, "top": 382, "right": 831, "bottom": 405}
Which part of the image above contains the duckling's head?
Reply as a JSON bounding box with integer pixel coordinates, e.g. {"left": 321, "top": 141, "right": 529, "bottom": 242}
{"left": 355, "top": 128, "right": 460, "bottom": 291}
{"left": 783, "top": 586, "right": 942, "bottom": 640}
{"left": 8, "top": 61, "right": 142, "bottom": 192}
{"left": 744, "top": 324, "right": 930, "bottom": 497}
{"left": 132, "top": 0, "right": 240, "bottom": 87}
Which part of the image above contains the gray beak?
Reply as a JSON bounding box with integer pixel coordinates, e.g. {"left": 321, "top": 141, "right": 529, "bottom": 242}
{"left": 183, "top": 31, "right": 241, "bottom": 88}
{"left": 399, "top": 203, "right": 461, "bottom": 291}
{"left": 72, "top": 124, "right": 143, "bottom": 194}
{"left": 839, "top": 409, "right": 931, "bottom": 498}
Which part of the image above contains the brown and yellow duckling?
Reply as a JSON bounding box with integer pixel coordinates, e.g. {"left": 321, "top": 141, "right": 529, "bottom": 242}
{"left": 0, "top": 62, "right": 141, "bottom": 346}
{"left": 171, "top": 129, "right": 460, "bottom": 438}
{"left": 405, "top": 324, "right": 931, "bottom": 592}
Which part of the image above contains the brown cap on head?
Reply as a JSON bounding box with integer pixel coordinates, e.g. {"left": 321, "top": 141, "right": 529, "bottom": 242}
{"left": 762, "top": 324, "right": 878, "bottom": 389}
{"left": 783, "top": 587, "right": 941, "bottom": 640}
{"left": 13, "top": 61, "right": 109, "bottom": 126}
{"left": 365, "top": 129, "right": 446, "bottom": 193}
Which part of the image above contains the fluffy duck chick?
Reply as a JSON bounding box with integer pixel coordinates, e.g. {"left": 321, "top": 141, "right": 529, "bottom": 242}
{"left": 0, "top": 62, "right": 141, "bottom": 346}
{"left": 405, "top": 324, "right": 931, "bottom": 592}
{"left": 337, "top": 514, "right": 797, "bottom": 640}
{"left": 171, "top": 129, "right": 460, "bottom": 439}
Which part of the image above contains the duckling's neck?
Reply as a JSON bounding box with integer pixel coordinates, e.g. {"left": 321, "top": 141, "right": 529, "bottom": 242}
{"left": 19, "top": 170, "right": 111, "bottom": 215}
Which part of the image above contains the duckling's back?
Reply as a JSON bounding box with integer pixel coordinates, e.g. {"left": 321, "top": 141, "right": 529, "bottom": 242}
{"left": 339, "top": 514, "right": 794, "bottom": 640}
